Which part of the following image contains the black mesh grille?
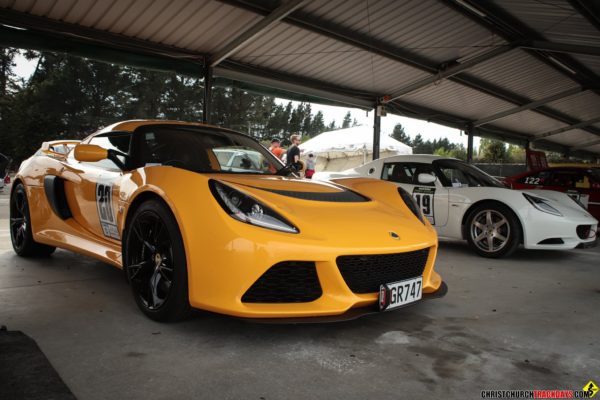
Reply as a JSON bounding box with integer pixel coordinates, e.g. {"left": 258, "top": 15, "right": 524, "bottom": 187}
{"left": 337, "top": 249, "right": 430, "bottom": 294}
{"left": 577, "top": 225, "right": 591, "bottom": 239}
{"left": 242, "top": 262, "right": 322, "bottom": 303}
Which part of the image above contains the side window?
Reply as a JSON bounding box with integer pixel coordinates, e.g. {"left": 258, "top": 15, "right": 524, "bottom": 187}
{"left": 412, "top": 164, "right": 436, "bottom": 187}
{"left": 438, "top": 167, "right": 470, "bottom": 187}
{"left": 86, "top": 134, "right": 131, "bottom": 170}
{"left": 213, "top": 148, "right": 272, "bottom": 173}
{"left": 382, "top": 163, "right": 416, "bottom": 184}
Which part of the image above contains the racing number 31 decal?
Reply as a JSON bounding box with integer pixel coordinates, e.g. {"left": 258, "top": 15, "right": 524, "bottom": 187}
{"left": 96, "top": 182, "right": 120, "bottom": 240}
{"left": 413, "top": 187, "right": 435, "bottom": 225}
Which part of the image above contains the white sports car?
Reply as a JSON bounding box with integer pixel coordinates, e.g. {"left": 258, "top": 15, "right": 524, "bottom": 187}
{"left": 315, "top": 155, "right": 598, "bottom": 258}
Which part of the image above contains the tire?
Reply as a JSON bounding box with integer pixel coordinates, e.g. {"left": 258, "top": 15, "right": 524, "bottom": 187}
{"left": 10, "top": 183, "right": 56, "bottom": 257}
{"left": 123, "top": 199, "right": 190, "bottom": 322}
{"left": 465, "top": 202, "right": 521, "bottom": 258}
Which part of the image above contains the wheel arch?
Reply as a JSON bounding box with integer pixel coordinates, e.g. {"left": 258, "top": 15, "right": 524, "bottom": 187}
{"left": 461, "top": 199, "right": 525, "bottom": 244}
{"left": 123, "top": 190, "right": 175, "bottom": 236}
{"left": 122, "top": 189, "right": 190, "bottom": 262}
{"left": 10, "top": 177, "right": 24, "bottom": 197}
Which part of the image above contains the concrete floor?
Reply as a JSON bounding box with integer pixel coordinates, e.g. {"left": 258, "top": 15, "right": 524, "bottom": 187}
{"left": 1, "top": 183, "right": 599, "bottom": 399}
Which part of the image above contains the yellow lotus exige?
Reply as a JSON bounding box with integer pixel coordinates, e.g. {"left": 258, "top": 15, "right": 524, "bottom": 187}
{"left": 10, "top": 120, "right": 446, "bottom": 322}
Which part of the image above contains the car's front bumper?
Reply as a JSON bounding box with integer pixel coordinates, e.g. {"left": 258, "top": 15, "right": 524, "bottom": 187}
{"left": 184, "top": 217, "right": 442, "bottom": 319}
{"left": 522, "top": 210, "right": 597, "bottom": 250}
{"left": 240, "top": 281, "right": 448, "bottom": 323}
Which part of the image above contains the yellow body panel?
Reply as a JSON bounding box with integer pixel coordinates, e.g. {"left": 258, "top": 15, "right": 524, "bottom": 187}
{"left": 15, "top": 120, "right": 443, "bottom": 319}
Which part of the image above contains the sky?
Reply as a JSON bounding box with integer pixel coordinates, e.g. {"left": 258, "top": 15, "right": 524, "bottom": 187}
{"left": 13, "top": 52, "right": 479, "bottom": 149}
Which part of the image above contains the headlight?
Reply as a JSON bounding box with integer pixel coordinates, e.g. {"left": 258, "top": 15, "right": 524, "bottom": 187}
{"left": 209, "top": 180, "right": 299, "bottom": 233}
{"left": 398, "top": 187, "right": 425, "bottom": 224}
{"left": 523, "top": 193, "right": 562, "bottom": 217}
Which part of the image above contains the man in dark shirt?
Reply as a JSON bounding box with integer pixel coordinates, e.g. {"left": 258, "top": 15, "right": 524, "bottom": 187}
{"left": 286, "top": 134, "right": 301, "bottom": 170}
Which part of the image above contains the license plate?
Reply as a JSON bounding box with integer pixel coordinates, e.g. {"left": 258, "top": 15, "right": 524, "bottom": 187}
{"left": 379, "top": 276, "right": 422, "bottom": 311}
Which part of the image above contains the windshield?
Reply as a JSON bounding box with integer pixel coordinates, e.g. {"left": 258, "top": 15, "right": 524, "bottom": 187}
{"left": 137, "top": 126, "right": 284, "bottom": 174}
{"left": 433, "top": 159, "right": 504, "bottom": 188}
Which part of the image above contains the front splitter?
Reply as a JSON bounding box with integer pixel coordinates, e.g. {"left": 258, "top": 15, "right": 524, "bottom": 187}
{"left": 239, "top": 281, "right": 448, "bottom": 324}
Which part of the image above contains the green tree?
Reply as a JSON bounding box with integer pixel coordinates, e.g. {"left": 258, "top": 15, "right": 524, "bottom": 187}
{"left": 390, "top": 123, "right": 411, "bottom": 146}
{"left": 309, "top": 111, "right": 325, "bottom": 137}
{"left": 341, "top": 111, "right": 352, "bottom": 128}
{"left": 506, "top": 144, "right": 525, "bottom": 163}
{"left": 479, "top": 138, "right": 507, "bottom": 162}
{"left": 411, "top": 134, "right": 425, "bottom": 153}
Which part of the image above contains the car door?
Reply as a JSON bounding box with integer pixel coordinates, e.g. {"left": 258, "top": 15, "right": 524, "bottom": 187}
{"left": 61, "top": 132, "right": 132, "bottom": 242}
{"left": 381, "top": 162, "right": 449, "bottom": 227}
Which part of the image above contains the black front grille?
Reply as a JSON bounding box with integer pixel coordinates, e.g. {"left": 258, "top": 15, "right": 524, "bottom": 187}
{"left": 242, "top": 262, "right": 322, "bottom": 303}
{"left": 577, "top": 225, "right": 592, "bottom": 239}
{"left": 337, "top": 249, "right": 430, "bottom": 294}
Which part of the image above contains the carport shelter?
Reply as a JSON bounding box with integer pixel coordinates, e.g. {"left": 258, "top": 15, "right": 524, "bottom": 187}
{"left": 0, "top": 0, "right": 599, "bottom": 160}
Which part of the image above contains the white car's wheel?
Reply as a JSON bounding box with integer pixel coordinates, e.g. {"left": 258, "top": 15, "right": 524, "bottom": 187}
{"left": 465, "top": 203, "right": 521, "bottom": 258}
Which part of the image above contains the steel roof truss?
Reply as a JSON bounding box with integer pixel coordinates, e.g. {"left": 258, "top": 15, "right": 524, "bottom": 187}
{"left": 210, "top": 0, "right": 307, "bottom": 67}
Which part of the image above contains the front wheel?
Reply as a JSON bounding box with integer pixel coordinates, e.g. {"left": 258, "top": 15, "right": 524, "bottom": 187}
{"left": 123, "top": 199, "right": 190, "bottom": 322}
{"left": 10, "top": 183, "right": 56, "bottom": 257}
{"left": 465, "top": 203, "right": 521, "bottom": 258}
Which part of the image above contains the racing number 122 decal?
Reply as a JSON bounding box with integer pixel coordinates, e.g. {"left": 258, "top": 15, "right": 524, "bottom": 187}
{"left": 96, "top": 182, "right": 120, "bottom": 240}
{"left": 413, "top": 187, "right": 435, "bottom": 225}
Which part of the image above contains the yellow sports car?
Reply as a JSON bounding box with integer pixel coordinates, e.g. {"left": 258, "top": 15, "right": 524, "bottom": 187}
{"left": 10, "top": 120, "right": 445, "bottom": 322}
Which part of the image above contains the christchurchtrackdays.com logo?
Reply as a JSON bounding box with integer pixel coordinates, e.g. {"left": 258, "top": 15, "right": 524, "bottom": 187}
{"left": 481, "top": 380, "right": 598, "bottom": 399}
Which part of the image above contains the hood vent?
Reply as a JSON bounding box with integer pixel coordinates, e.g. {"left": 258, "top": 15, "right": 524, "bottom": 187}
{"left": 251, "top": 187, "right": 370, "bottom": 203}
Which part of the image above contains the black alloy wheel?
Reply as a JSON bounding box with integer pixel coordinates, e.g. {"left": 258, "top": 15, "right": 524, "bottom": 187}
{"left": 124, "top": 199, "right": 190, "bottom": 321}
{"left": 10, "top": 183, "right": 56, "bottom": 257}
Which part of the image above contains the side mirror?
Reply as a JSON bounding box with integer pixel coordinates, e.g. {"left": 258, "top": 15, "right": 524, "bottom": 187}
{"left": 417, "top": 173, "right": 437, "bottom": 184}
{"left": 74, "top": 144, "right": 108, "bottom": 162}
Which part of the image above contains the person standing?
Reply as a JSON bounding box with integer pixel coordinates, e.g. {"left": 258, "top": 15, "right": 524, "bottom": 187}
{"left": 286, "top": 134, "right": 302, "bottom": 170}
{"left": 269, "top": 138, "right": 285, "bottom": 160}
{"left": 305, "top": 153, "right": 316, "bottom": 179}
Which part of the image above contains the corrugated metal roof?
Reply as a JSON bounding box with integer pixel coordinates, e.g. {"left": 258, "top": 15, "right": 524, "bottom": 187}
{"left": 549, "top": 129, "right": 598, "bottom": 147}
{"left": 572, "top": 54, "right": 600, "bottom": 76}
{"left": 467, "top": 49, "right": 578, "bottom": 101}
{"left": 0, "top": 0, "right": 599, "bottom": 156}
{"left": 496, "top": 0, "right": 600, "bottom": 90}
{"left": 545, "top": 91, "right": 600, "bottom": 122}
{"left": 302, "top": 0, "right": 508, "bottom": 64}
{"left": 492, "top": 110, "right": 569, "bottom": 137}
{"left": 234, "top": 22, "right": 430, "bottom": 95}
{"left": 498, "top": 1, "right": 600, "bottom": 47}
{"left": 402, "top": 80, "right": 516, "bottom": 120}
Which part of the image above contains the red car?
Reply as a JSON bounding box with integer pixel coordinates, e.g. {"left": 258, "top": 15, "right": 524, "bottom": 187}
{"left": 505, "top": 167, "right": 600, "bottom": 220}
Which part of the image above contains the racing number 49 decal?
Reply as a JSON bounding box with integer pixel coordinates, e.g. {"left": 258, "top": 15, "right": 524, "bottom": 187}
{"left": 413, "top": 187, "right": 435, "bottom": 225}
{"left": 96, "top": 181, "right": 120, "bottom": 240}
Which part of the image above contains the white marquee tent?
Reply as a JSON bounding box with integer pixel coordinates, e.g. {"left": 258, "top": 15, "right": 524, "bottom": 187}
{"left": 299, "top": 126, "right": 412, "bottom": 172}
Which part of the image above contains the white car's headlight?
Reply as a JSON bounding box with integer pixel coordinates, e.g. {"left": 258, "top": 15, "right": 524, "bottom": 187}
{"left": 523, "top": 193, "right": 562, "bottom": 217}
{"left": 209, "top": 180, "right": 299, "bottom": 233}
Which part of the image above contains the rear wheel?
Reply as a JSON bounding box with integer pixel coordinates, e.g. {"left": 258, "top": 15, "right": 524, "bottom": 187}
{"left": 465, "top": 203, "right": 521, "bottom": 258}
{"left": 123, "top": 199, "right": 190, "bottom": 322}
{"left": 10, "top": 183, "right": 56, "bottom": 257}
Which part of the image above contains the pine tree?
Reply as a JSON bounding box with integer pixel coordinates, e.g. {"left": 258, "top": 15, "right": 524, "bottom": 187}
{"left": 342, "top": 111, "right": 352, "bottom": 128}
{"left": 390, "top": 123, "right": 411, "bottom": 146}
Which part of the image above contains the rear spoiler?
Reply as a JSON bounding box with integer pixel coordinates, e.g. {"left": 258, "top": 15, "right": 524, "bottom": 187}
{"left": 40, "top": 140, "right": 81, "bottom": 159}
